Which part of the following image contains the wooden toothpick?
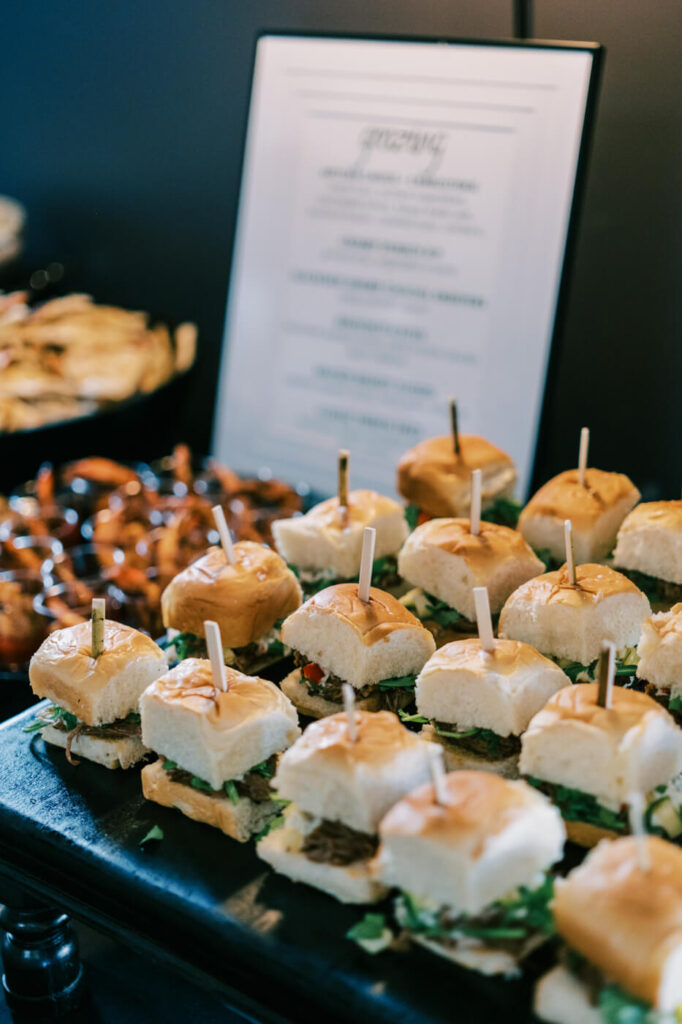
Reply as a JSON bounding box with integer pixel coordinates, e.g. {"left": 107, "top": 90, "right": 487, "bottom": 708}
{"left": 473, "top": 586, "right": 495, "bottom": 653}
{"left": 628, "top": 791, "right": 651, "bottom": 871}
{"left": 212, "top": 504, "right": 236, "bottom": 565}
{"left": 449, "top": 398, "right": 460, "bottom": 456}
{"left": 342, "top": 683, "right": 357, "bottom": 742}
{"left": 470, "top": 468, "right": 482, "bottom": 536}
{"left": 597, "top": 641, "right": 615, "bottom": 708}
{"left": 338, "top": 449, "right": 349, "bottom": 510}
{"left": 428, "top": 745, "right": 448, "bottom": 806}
{"left": 564, "top": 519, "right": 576, "bottom": 586}
{"left": 91, "top": 598, "right": 105, "bottom": 659}
{"left": 358, "top": 526, "right": 376, "bottom": 603}
{"left": 578, "top": 427, "right": 590, "bottom": 488}
{"left": 204, "top": 620, "right": 228, "bottom": 692}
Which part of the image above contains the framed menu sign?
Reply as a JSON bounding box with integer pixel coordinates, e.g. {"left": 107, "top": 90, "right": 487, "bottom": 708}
{"left": 213, "top": 33, "right": 601, "bottom": 498}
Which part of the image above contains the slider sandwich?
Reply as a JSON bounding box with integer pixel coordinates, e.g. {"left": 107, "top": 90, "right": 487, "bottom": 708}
{"left": 499, "top": 563, "right": 650, "bottom": 681}
{"left": 411, "top": 638, "right": 569, "bottom": 777}
{"left": 376, "top": 771, "right": 565, "bottom": 975}
{"left": 161, "top": 542, "right": 302, "bottom": 672}
{"left": 520, "top": 682, "right": 682, "bottom": 846}
{"left": 280, "top": 583, "right": 435, "bottom": 718}
{"left": 535, "top": 836, "right": 682, "bottom": 1024}
{"left": 519, "top": 468, "right": 639, "bottom": 568}
{"left": 635, "top": 603, "right": 682, "bottom": 723}
{"left": 272, "top": 489, "right": 408, "bottom": 597}
{"left": 397, "top": 433, "right": 518, "bottom": 528}
{"left": 614, "top": 500, "right": 682, "bottom": 607}
{"left": 27, "top": 619, "right": 167, "bottom": 768}
{"left": 140, "top": 658, "right": 300, "bottom": 841}
{"left": 257, "top": 709, "right": 434, "bottom": 903}
{"left": 398, "top": 519, "right": 544, "bottom": 644}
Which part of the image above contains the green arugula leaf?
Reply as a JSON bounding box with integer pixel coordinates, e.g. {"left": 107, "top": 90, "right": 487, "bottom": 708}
{"left": 346, "top": 913, "right": 393, "bottom": 954}
{"left": 527, "top": 778, "right": 628, "bottom": 833}
{"left": 424, "top": 593, "right": 463, "bottom": 627}
{"left": 139, "top": 825, "right": 164, "bottom": 847}
{"left": 23, "top": 717, "right": 49, "bottom": 734}
{"left": 534, "top": 548, "right": 563, "bottom": 572}
{"left": 162, "top": 759, "right": 179, "bottom": 771}
{"left": 53, "top": 705, "right": 79, "bottom": 731}
{"left": 398, "top": 710, "right": 429, "bottom": 725}
{"left": 599, "top": 983, "right": 662, "bottom": 1024}
{"left": 251, "top": 760, "right": 275, "bottom": 779}
{"left": 224, "top": 780, "right": 240, "bottom": 805}
{"left": 481, "top": 496, "right": 522, "bottom": 529}
{"left": 670, "top": 695, "right": 682, "bottom": 713}
{"left": 165, "top": 632, "right": 207, "bottom": 662}
{"left": 433, "top": 724, "right": 478, "bottom": 739}
{"left": 254, "top": 814, "right": 285, "bottom": 843}
{"left": 377, "top": 674, "right": 417, "bottom": 691}
{"left": 404, "top": 505, "right": 420, "bottom": 531}
{"left": 190, "top": 776, "right": 216, "bottom": 793}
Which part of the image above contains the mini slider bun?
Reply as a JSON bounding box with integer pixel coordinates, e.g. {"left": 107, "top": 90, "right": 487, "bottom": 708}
{"left": 258, "top": 710, "right": 434, "bottom": 903}
{"left": 377, "top": 771, "right": 564, "bottom": 917}
{"left": 535, "top": 837, "right": 682, "bottom": 1021}
{"left": 614, "top": 500, "right": 682, "bottom": 586}
{"left": 398, "top": 518, "right": 544, "bottom": 621}
{"left": 397, "top": 434, "right": 516, "bottom": 519}
{"left": 272, "top": 489, "right": 408, "bottom": 578}
{"left": 161, "top": 542, "right": 302, "bottom": 648}
{"left": 519, "top": 467, "right": 640, "bottom": 564}
{"left": 140, "top": 658, "right": 300, "bottom": 791}
{"left": 520, "top": 683, "right": 682, "bottom": 845}
{"left": 636, "top": 603, "right": 682, "bottom": 696}
{"left": 499, "top": 563, "right": 650, "bottom": 665}
{"left": 30, "top": 619, "right": 167, "bottom": 726}
{"left": 281, "top": 583, "right": 435, "bottom": 692}
{"left": 416, "top": 639, "right": 569, "bottom": 771}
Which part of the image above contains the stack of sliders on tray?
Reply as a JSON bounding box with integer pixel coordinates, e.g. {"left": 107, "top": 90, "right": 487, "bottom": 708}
{"left": 518, "top": 427, "right": 640, "bottom": 569}
{"left": 256, "top": 691, "right": 435, "bottom": 903}
{"left": 635, "top": 603, "right": 682, "bottom": 722}
{"left": 371, "top": 765, "right": 565, "bottom": 975}
{"left": 499, "top": 518, "right": 650, "bottom": 682}
{"left": 272, "top": 450, "right": 409, "bottom": 597}
{"left": 520, "top": 644, "right": 682, "bottom": 846}
{"left": 406, "top": 586, "right": 569, "bottom": 777}
{"left": 26, "top": 599, "right": 167, "bottom": 768}
{"left": 139, "top": 621, "right": 300, "bottom": 842}
{"left": 396, "top": 400, "right": 520, "bottom": 529}
{"left": 614, "top": 499, "right": 682, "bottom": 608}
{"left": 161, "top": 505, "right": 301, "bottom": 672}
{"left": 398, "top": 467, "right": 544, "bottom": 645}
{"left": 280, "top": 527, "right": 436, "bottom": 718}
{"left": 535, "top": 835, "right": 682, "bottom": 1024}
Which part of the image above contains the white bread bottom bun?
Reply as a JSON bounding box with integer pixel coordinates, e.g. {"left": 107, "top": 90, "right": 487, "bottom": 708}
{"left": 413, "top": 932, "right": 542, "bottom": 978}
{"left": 421, "top": 724, "right": 519, "bottom": 778}
{"left": 280, "top": 668, "right": 412, "bottom": 720}
{"left": 141, "top": 759, "right": 277, "bottom": 842}
{"left": 257, "top": 818, "right": 388, "bottom": 904}
{"left": 41, "top": 723, "right": 148, "bottom": 770}
{"left": 534, "top": 965, "right": 603, "bottom": 1024}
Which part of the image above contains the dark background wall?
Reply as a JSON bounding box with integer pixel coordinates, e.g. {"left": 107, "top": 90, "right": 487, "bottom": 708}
{"left": 1, "top": 0, "right": 680, "bottom": 498}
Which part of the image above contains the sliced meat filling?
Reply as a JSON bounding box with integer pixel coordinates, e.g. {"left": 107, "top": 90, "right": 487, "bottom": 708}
{"left": 292, "top": 651, "right": 413, "bottom": 712}
{"left": 164, "top": 753, "right": 277, "bottom": 803}
{"left": 301, "top": 819, "right": 378, "bottom": 866}
{"left": 433, "top": 721, "right": 521, "bottom": 759}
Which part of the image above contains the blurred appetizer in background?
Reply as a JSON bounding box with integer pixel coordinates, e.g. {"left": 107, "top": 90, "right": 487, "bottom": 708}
{"left": 613, "top": 500, "right": 682, "bottom": 607}
{"left": 0, "top": 293, "right": 197, "bottom": 432}
{"left": 280, "top": 583, "right": 435, "bottom": 718}
{"left": 273, "top": 450, "right": 408, "bottom": 597}
{"left": 519, "top": 427, "right": 639, "bottom": 568}
{"left": 397, "top": 402, "right": 519, "bottom": 528}
{"left": 257, "top": 708, "right": 434, "bottom": 903}
{"left": 535, "top": 836, "right": 682, "bottom": 1024}
{"left": 635, "top": 604, "right": 682, "bottom": 722}
{"left": 520, "top": 680, "right": 682, "bottom": 846}
{"left": 27, "top": 610, "right": 167, "bottom": 768}
{"left": 374, "top": 771, "right": 564, "bottom": 974}
{"left": 140, "top": 648, "right": 300, "bottom": 842}
{"left": 499, "top": 562, "right": 649, "bottom": 682}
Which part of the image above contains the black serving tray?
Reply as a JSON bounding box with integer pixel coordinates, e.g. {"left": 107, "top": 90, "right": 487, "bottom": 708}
{"left": 0, "top": 706, "right": 542, "bottom": 1024}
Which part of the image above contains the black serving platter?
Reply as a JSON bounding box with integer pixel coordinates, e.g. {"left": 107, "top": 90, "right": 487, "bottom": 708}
{"left": 0, "top": 706, "right": 543, "bottom": 1024}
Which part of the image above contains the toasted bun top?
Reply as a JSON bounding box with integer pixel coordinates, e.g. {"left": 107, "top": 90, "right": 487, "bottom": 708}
{"left": 379, "top": 770, "right": 539, "bottom": 848}
{"left": 520, "top": 468, "right": 640, "bottom": 529}
{"left": 30, "top": 619, "right": 164, "bottom": 685}
{"left": 405, "top": 517, "right": 536, "bottom": 570}
{"left": 160, "top": 542, "right": 301, "bottom": 646}
{"left": 525, "top": 682, "right": 668, "bottom": 737}
{"left": 302, "top": 489, "right": 403, "bottom": 529}
{"left": 554, "top": 836, "right": 682, "bottom": 1007}
{"left": 423, "top": 637, "right": 557, "bottom": 677}
{"left": 282, "top": 709, "right": 425, "bottom": 771}
{"left": 397, "top": 434, "right": 515, "bottom": 516}
{"left": 618, "top": 500, "right": 682, "bottom": 535}
{"left": 503, "top": 563, "right": 643, "bottom": 610}
{"left": 143, "top": 657, "right": 291, "bottom": 728}
{"left": 297, "top": 583, "right": 426, "bottom": 646}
